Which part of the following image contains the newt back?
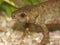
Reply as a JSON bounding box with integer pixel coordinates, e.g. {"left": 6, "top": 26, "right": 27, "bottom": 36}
{"left": 36, "top": 0, "right": 60, "bottom": 24}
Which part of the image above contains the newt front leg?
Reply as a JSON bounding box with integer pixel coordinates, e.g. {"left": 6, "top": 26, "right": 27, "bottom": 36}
{"left": 38, "top": 23, "right": 49, "bottom": 45}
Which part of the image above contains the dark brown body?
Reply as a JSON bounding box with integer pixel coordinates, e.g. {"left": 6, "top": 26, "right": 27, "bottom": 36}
{"left": 12, "top": 0, "right": 60, "bottom": 45}
{"left": 31, "top": 0, "right": 60, "bottom": 24}
{"left": 12, "top": 0, "right": 60, "bottom": 24}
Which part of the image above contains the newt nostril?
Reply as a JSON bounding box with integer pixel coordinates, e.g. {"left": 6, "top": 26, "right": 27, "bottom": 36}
{"left": 11, "top": 14, "right": 15, "bottom": 19}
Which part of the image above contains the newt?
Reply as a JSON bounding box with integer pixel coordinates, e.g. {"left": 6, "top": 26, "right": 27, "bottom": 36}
{"left": 11, "top": 0, "right": 60, "bottom": 45}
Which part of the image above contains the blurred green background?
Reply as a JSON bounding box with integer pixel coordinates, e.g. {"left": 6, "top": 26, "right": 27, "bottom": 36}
{"left": 0, "top": 0, "right": 46, "bottom": 16}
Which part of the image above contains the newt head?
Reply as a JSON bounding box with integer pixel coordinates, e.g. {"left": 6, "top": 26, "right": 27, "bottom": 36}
{"left": 11, "top": 6, "right": 39, "bottom": 24}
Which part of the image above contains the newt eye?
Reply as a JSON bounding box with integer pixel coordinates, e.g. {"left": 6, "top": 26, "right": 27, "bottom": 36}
{"left": 20, "top": 13, "right": 26, "bottom": 18}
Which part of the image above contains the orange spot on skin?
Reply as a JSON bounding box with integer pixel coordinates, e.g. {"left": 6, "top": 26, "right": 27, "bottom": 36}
{"left": 48, "top": 21, "right": 60, "bottom": 24}
{"left": 26, "top": 16, "right": 30, "bottom": 23}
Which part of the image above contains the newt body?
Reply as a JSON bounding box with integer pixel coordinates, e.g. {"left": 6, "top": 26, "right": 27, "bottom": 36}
{"left": 12, "top": 0, "right": 60, "bottom": 45}
{"left": 12, "top": 0, "right": 60, "bottom": 24}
